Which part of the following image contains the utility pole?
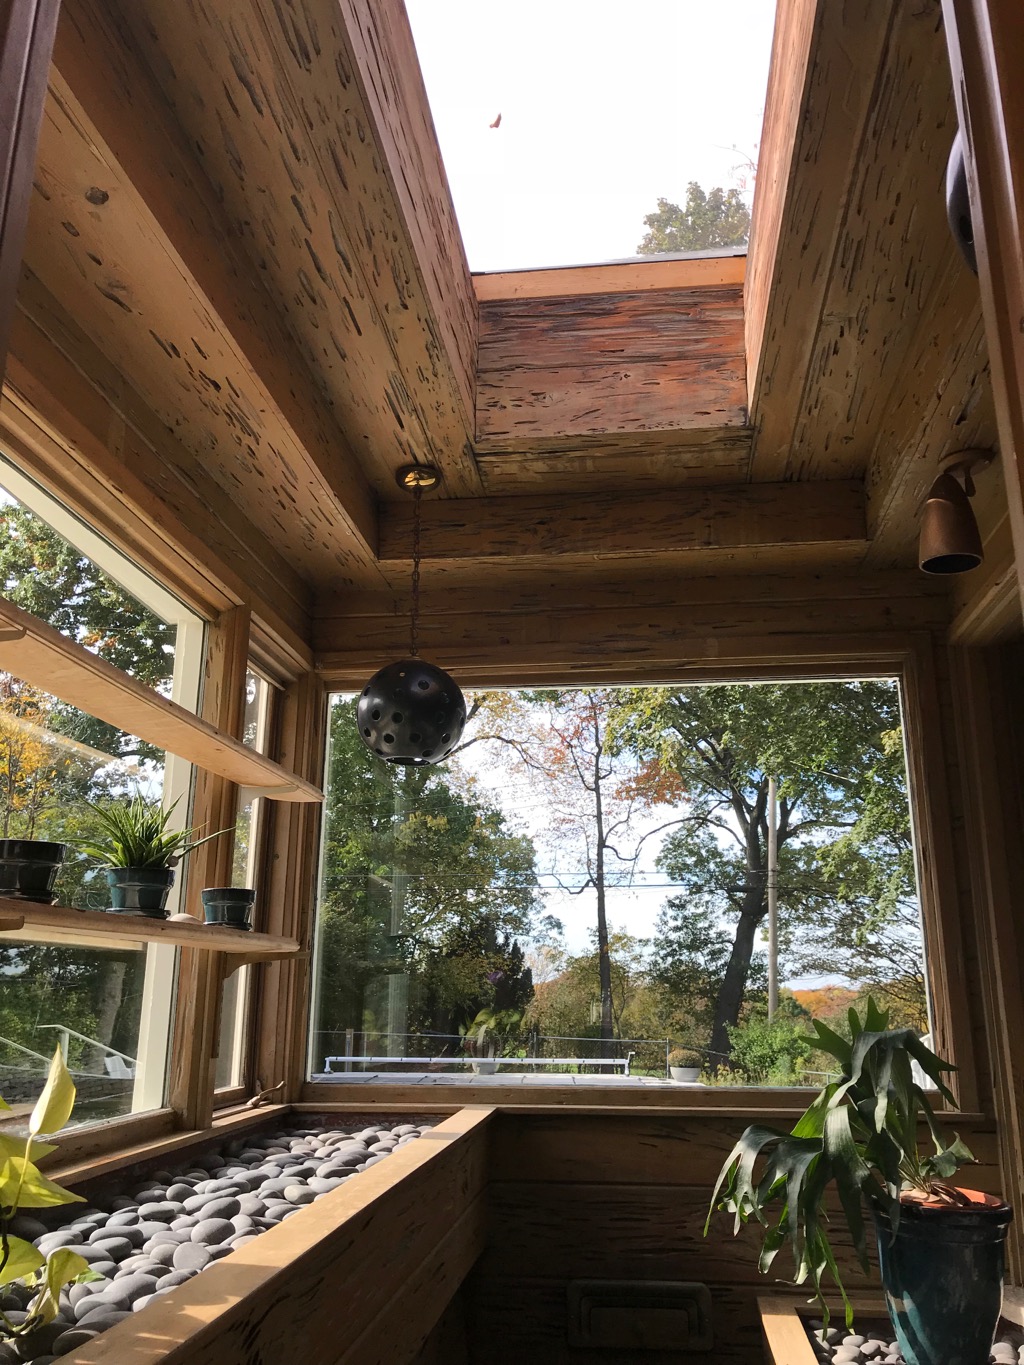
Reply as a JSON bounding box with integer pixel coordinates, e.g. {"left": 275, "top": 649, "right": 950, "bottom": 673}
{"left": 767, "top": 774, "right": 779, "bottom": 1021}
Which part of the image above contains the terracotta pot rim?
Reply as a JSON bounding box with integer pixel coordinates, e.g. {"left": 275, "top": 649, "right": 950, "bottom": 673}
{"left": 899, "top": 1186, "right": 1008, "bottom": 1212}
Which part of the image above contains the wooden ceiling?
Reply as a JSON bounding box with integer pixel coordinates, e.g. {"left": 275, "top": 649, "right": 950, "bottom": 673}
{"left": 6, "top": 0, "right": 1009, "bottom": 622}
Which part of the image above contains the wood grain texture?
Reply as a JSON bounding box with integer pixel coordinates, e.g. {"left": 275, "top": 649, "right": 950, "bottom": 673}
{"left": 0, "top": 0, "right": 61, "bottom": 371}
{"left": 66, "top": 1107, "right": 492, "bottom": 1365}
{"left": 5, "top": 277, "right": 313, "bottom": 648}
{"left": 475, "top": 429, "right": 753, "bottom": 495}
{"left": 38, "top": 0, "right": 383, "bottom": 584}
{"left": 475, "top": 255, "right": 746, "bottom": 302}
{"left": 477, "top": 286, "right": 746, "bottom": 445}
{"left": 942, "top": 0, "right": 1024, "bottom": 619}
{"left": 254, "top": 671, "right": 327, "bottom": 1102}
{"left": 314, "top": 568, "right": 950, "bottom": 686}
{"left": 379, "top": 481, "right": 865, "bottom": 565}
{"left": 749, "top": 0, "right": 899, "bottom": 478}
{"left": 112, "top": 0, "right": 481, "bottom": 500}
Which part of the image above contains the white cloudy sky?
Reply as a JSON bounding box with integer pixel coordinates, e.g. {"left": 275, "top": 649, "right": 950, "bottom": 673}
{"left": 406, "top": 0, "right": 777, "bottom": 272}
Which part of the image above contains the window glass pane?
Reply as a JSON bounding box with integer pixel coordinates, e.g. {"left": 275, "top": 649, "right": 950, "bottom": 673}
{"left": 0, "top": 462, "right": 202, "bottom": 1127}
{"left": 309, "top": 681, "right": 930, "bottom": 1089}
{"left": 215, "top": 671, "right": 273, "bottom": 1090}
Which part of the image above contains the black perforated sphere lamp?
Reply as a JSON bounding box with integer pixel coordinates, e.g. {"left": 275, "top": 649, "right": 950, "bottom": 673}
{"left": 355, "top": 466, "right": 468, "bottom": 766}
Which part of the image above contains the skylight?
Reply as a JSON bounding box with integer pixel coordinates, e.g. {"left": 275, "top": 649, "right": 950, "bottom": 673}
{"left": 406, "top": 0, "right": 777, "bottom": 274}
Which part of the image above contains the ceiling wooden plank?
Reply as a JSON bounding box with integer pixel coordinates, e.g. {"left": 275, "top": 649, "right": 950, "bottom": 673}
{"left": 747, "top": 0, "right": 899, "bottom": 479}
{"left": 379, "top": 480, "right": 866, "bottom": 564}
{"left": 477, "top": 286, "right": 746, "bottom": 445}
{"left": 115, "top": 0, "right": 481, "bottom": 499}
{"left": 336, "top": 0, "right": 479, "bottom": 462}
{"left": 45, "top": 0, "right": 382, "bottom": 582}
{"left": 0, "top": 0, "right": 60, "bottom": 372}
{"left": 743, "top": 0, "right": 818, "bottom": 409}
{"left": 475, "top": 255, "right": 746, "bottom": 302}
{"left": 785, "top": 3, "right": 971, "bottom": 484}
{"left": 475, "top": 430, "right": 753, "bottom": 495}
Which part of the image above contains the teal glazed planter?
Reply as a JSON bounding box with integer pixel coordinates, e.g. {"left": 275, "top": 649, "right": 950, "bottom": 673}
{"left": 201, "top": 887, "right": 255, "bottom": 931}
{"left": 105, "top": 866, "right": 175, "bottom": 917}
{"left": 874, "top": 1193, "right": 1012, "bottom": 1365}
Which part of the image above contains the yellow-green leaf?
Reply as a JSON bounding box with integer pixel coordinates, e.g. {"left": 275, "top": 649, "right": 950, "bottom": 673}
{"left": 29, "top": 1048, "right": 76, "bottom": 1137}
{"left": 0, "top": 1094, "right": 9, "bottom": 1111}
{"left": 3, "top": 1155, "right": 82, "bottom": 1208}
{"left": 0, "top": 1235, "right": 44, "bottom": 1287}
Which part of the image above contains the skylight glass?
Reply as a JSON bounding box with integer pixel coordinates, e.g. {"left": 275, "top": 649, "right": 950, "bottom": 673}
{"left": 406, "top": 0, "right": 777, "bottom": 273}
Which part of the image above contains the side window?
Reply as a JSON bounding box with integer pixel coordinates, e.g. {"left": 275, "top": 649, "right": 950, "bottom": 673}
{"left": 0, "top": 458, "right": 204, "bottom": 1125}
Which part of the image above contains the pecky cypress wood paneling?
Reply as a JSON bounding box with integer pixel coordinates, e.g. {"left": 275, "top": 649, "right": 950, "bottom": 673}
{"left": 477, "top": 286, "right": 746, "bottom": 450}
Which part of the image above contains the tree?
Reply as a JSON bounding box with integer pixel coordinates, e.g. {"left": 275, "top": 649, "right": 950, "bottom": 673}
{"left": 469, "top": 689, "right": 682, "bottom": 1047}
{"left": 314, "top": 697, "right": 543, "bottom": 1060}
{"left": 615, "top": 681, "right": 922, "bottom": 1064}
{"left": 637, "top": 182, "right": 751, "bottom": 254}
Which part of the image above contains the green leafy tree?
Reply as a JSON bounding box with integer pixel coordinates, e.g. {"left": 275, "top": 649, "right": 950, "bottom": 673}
{"left": 615, "top": 681, "right": 922, "bottom": 1064}
{"left": 637, "top": 182, "right": 751, "bottom": 254}
{"left": 314, "top": 697, "right": 542, "bottom": 1060}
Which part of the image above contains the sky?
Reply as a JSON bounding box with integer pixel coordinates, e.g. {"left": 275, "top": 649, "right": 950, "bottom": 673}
{"left": 406, "top": 0, "right": 778, "bottom": 272}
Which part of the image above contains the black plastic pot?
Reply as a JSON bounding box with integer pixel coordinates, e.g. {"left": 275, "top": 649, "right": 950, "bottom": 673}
{"left": 0, "top": 839, "right": 67, "bottom": 903}
{"left": 201, "top": 887, "right": 255, "bottom": 931}
{"left": 105, "top": 866, "right": 175, "bottom": 918}
{"left": 874, "top": 1194, "right": 1013, "bottom": 1365}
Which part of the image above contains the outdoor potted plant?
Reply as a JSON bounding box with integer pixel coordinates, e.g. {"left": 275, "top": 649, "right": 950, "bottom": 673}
{"left": 706, "top": 999, "right": 1012, "bottom": 1365}
{"left": 668, "top": 1047, "right": 702, "bottom": 1082}
{"left": 460, "top": 1007, "right": 522, "bottom": 1075}
{"left": 201, "top": 886, "right": 256, "bottom": 930}
{"left": 0, "top": 839, "right": 67, "bottom": 903}
{"left": 76, "top": 795, "right": 226, "bottom": 918}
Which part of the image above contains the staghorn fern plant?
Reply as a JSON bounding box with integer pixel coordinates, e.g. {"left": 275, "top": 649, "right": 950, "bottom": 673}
{"left": 705, "top": 998, "right": 976, "bottom": 1329}
{"left": 77, "top": 795, "right": 226, "bottom": 869}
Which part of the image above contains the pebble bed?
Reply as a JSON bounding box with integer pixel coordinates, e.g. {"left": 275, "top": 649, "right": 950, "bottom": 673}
{"left": 806, "top": 1319, "right": 1024, "bottom": 1364}
{"left": 0, "top": 1120, "right": 433, "bottom": 1363}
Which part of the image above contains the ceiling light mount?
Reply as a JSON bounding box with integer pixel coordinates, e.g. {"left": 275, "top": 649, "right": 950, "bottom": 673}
{"left": 395, "top": 463, "right": 441, "bottom": 491}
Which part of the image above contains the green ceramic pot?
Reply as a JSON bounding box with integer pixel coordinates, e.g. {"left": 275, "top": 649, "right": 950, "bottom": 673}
{"left": 105, "top": 866, "right": 175, "bottom": 918}
{"left": 201, "top": 887, "right": 255, "bottom": 931}
{"left": 874, "top": 1194, "right": 1012, "bottom": 1365}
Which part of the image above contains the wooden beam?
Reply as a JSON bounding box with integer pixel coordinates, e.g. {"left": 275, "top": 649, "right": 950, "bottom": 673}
{"left": 109, "top": 0, "right": 481, "bottom": 500}
{"left": 44, "top": 0, "right": 380, "bottom": 575}
{"left": 379, "top": 481, "right": 865, "bottom": 564}
{"left": 0, "top": 0, "right": 60, "bottom": 371}
{"left": 474, "top": 254, "right": 746, "bottom": 302}
{"left": 747, "top": 0, "right": 899, "bottom": 476}
{"left": 477, "top": 286, "right": 746, "bottom": 447}
{"left": 943, "top": 0, "right": 1024, "bottom": 615}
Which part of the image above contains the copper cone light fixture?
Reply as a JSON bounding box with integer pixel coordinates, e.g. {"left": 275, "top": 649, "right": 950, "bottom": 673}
{"left": 918, "top": 449, "right": 993, "bottom": 575}
{"left": 355, "top": 465, "right": 468, "bottom": 766}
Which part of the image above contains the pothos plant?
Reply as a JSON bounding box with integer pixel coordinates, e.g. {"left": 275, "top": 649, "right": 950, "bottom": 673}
{"left": 459, "top": 1008, "right": 523, "bottom": 1059}
{"left": 1, "top": 1049, "right": 95, "bottom": 1339}
{"left": 705, "top": 999, "right": 976, "bottom": 1329}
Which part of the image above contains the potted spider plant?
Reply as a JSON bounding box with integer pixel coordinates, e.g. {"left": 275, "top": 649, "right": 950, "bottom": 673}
{"left": 706, "top": 999, "right": 1011, "bottom": 1365}
{"left": 76, "top": 796, "right": 226, "bottom": 918}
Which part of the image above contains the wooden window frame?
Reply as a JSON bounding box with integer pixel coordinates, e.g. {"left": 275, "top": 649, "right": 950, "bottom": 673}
{"left": 304, "top": 634, "right": 981, "bottom": 1116}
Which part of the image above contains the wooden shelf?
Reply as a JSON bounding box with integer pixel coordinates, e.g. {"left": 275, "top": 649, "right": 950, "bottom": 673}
{"left": 0, "top": 594, "right": 322, "bottom": 802}
{"left": 0, "top": 898, "right": 301, "bottom": 964}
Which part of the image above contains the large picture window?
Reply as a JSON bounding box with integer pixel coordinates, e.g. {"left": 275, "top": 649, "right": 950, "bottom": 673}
{"left": 309, "top": 678, "right": 930, "bottom": 1089}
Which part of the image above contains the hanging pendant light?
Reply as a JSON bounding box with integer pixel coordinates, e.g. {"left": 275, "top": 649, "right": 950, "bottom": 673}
{"left": 356, "top": 465, "right": 468, "bottom": 766}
